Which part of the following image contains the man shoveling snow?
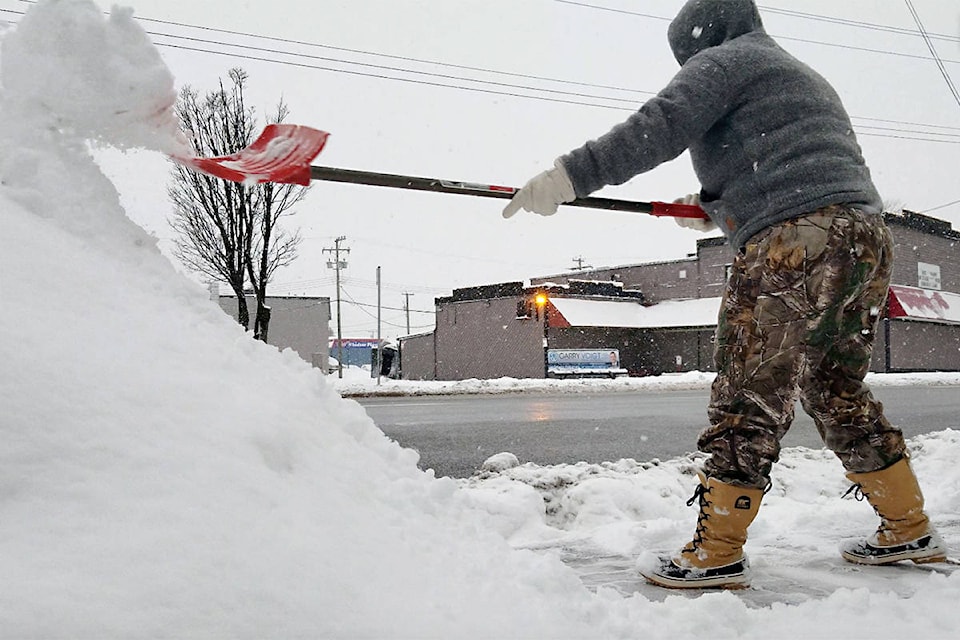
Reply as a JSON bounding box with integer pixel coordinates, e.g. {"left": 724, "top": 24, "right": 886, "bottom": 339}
{"left": 503, "top": 0, "right": 948, "bottom": 589}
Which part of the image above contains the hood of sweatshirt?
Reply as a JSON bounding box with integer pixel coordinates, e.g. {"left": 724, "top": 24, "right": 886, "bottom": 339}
{"left": 667, "top": 0, "right": 765, "bottom": 65}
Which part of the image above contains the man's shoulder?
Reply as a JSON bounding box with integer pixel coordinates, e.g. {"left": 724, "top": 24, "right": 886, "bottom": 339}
{"left": 688, "top": 32, "right": 805, "bottom": 82}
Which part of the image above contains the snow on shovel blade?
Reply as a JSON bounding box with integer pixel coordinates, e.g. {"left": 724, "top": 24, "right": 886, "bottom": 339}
{"left": 173, "top": 124, "right": 329, "bottom": 186}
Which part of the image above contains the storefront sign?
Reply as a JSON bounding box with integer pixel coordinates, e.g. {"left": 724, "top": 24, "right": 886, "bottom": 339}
{"left": 547, "top": 349, "right": 625, "bottom": 376}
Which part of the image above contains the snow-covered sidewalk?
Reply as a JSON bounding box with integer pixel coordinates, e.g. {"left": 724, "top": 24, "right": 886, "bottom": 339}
{"left": 330, "top": 366, "right": 960, "bottom": 396}
{"left": 459, "top": 431, "right": 960, "bottom": 613}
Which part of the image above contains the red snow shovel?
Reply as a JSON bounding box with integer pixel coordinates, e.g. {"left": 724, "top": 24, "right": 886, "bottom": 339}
{"left": 173, "top": 124, "right": 707, "bottom": 219}
{"left": 171, "top": 123, "right": 330, "bottom": 186}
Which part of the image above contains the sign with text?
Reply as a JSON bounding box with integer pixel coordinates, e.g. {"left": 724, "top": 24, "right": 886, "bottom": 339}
{"left": 918, "top": 262, "right": 942, "bottom": 291}
{"left": 548, "top": 349, "right": 624, "bottom": 375}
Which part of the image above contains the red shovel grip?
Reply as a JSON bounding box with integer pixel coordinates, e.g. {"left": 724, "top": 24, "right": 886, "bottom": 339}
{"left": 649, "top": 201, "right": 709, "bottom": 219}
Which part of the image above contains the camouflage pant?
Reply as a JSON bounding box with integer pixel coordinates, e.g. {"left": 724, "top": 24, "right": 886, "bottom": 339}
{"left": 700, "top": 206, "right": 904, "bottom": 489}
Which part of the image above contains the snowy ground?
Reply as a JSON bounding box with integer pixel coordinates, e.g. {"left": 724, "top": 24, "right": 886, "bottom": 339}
{"left": 4, "top": 2, "right": 960, "bottom": 639}
{"left": 330, "top": 364, "right": 960, "bottom": 397}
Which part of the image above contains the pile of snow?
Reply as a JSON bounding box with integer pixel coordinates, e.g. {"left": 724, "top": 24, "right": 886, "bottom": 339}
{"left": 1, "top": 0, "right": 189, "bottom": 156}
{"left": 2, "top": 2, "right": 960, "bottom": 638}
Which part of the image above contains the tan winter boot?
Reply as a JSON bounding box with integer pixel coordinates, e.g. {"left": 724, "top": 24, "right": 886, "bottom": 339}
{"left": 841, "top": 456, "right": 947, "bottom": 565}
{"left": 642, "top": 474, "right": 764, "bottom": 589}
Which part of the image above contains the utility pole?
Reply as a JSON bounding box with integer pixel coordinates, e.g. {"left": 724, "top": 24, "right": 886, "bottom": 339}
{"left": 402, "top": 292, "right": 414, "bottom": 335}
{"left": 323, "top": 236, "right": 349, "bottom": 378}
{"left": 570, "top": 256, "right": 593, "bottom": 271}
{"left": 376, "top": 266, "right": 382, "bottom": 386}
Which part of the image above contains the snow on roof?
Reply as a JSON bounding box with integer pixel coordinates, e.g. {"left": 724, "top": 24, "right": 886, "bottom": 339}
{"left": 889, "top": 285, "right": 960, "bottom": 324}
{"left": 550, "top": 296, "right": 720, "bottom": 328}
{"left": 550, "top": 283, "right": 960, "bottom": 331}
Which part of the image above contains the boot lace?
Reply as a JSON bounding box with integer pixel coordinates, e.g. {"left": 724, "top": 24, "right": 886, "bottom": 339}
{"left": 685, "top": 483, "right": 711, "bottom": 550}
{"left": 842, "top": 483, "right": 866, "bottom": 501}
{"left": 842, "top": 482, "right": 891, "bottom": 539}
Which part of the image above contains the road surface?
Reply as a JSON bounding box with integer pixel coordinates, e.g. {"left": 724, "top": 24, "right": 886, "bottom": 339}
{"left": 356, "top": 386, "right": 959, "bottom": 478}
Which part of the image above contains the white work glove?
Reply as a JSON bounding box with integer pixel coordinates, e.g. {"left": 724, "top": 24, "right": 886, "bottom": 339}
{"left": 502, "top": 160, "right": 576, "bottom": 218}
{"left": 673, "top": 193, "right": 717, "bottom": 232}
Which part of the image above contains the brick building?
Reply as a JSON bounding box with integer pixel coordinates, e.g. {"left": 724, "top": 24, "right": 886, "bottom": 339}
{"left": 400, "top": 211, "right": 960, "bottom": 380}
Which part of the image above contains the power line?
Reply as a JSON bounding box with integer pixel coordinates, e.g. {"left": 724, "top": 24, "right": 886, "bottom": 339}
{"left": 270, "top": 277, "right": 337, "bottom": 291}
{"left": 134, "top": 13, "right": 654, "bottom": 98}
{"left": 340, "top": 286, "right": 435, "bottom": 331}
{"left": 140, "top": 38, "right": 960, "bottom": 143}
{"left": 150, "top": 42, "right": 959, "bottom": 144}
{"left": 2, "top": 5, "right": 957, "bottom": 144}
{"left": 758, "top": 6, "right": 959, "bottom": 43}
{"left": 344, "top": 235, "right": 566, "bottom": 272}
{"left": 556, "top": 1, "right": 960, "bottom": 45}
{"left": 904, "top": 0, "right": 960, "bottom": 110}
{"left": 342, "top": 295, "right": 434, "bottom": 316}
{"left": 551, "top": 1, "right": 669, "bottom": 22}
{"left": 0, "top": 5, "right": 652, "bottom": 108}
{"left": 924, "top": 199, "right": 960, "bottom": 213}
{"left": 156, "top": 40, "right": 652, "bottom": 113}
{"left": 851, "top": 115, "right": 960, "bottom": 132}
{"left": 149, "top": 32, "right": 650, "bottom": 108}
{"left": 553, "top": 1, "right": 960, "bottom": 68}
{"left": 774, "top": 33, "right": 960, "bottom": 67}
{"left": 341, "top": 279, "right": 441, "bottom": 295}
{"left": 271, "top": 275, "right": 445, "bottom": 296}
{"left": 123, "top": 4, "right": 960, "bottom": 109}
{"left": 302, "top": 234, "right": 564, "bottom": 272}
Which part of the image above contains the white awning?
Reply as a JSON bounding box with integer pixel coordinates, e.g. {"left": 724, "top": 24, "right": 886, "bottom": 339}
{"left": 888, "top": 285, "right": 960, "bottom": 325}
{"left": 549, "top": 297, "right": 721, "bottom": 329}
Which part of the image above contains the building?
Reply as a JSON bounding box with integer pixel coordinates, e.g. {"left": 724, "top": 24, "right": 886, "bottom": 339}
{"left": 398, "top": 279, "right": 716, "bottom": 380}
{"left": 217, "top": 294, "right": 332, "bottom": 368}
{"left": 400, "top": 211, "right": 960, "bottom": 379}
{"left": 328, "top": 338, "right": 381, "bottom": 368}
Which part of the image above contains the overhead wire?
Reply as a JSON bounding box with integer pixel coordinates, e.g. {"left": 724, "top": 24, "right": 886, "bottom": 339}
{"left": 903, "top": 0, "right": 960, "bottom": 110}
{"left": 2, "top": 5, "right": 957, "bottom": 144}
{"left": 553, "top": 0, "right": 960, "bottom": 106}
{"left": 925, "top": 199, "right": 960, "bottom": 213}
{"left": 5, "top": 0, "right": 959, "bottom": 221}
{"left": 339, "top": 286, "right": 435, "bottom": 331}
{"left": 338, "top": 277, "right": 444, "bottom": 296}
{"left": 758, "top": 6, "right": 959, "bottom": 44}
{"left": 150, "top": 32, "right": 651, "bottom": 108}
{"left": 139, "top": 40, "right": 960, "bottom": 143}
{"left": 138, "top": 15, "right": 654, "bottom": 97}
{"left": 555, "top": 1, "right": 960, "bottom": 45}
{"left": 340, "top": 289, "right": 434, "bottom": 316}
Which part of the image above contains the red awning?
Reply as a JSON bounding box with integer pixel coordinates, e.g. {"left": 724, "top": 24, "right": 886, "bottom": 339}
{"left": 888, "top": 285, "right": 960, "bottom": 325}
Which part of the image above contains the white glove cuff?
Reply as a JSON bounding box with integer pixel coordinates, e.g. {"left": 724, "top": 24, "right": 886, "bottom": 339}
{"left": 552, "top": 159, "right": 576, "bottom": 202}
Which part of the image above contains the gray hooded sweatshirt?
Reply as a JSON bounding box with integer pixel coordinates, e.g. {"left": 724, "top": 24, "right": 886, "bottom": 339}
{"left": 558, "top": 0, "right": 882, "bottom": 249}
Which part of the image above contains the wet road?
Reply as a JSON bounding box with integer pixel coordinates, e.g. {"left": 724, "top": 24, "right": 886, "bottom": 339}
{"left": 356, "top": 386, "right": 960, "bottom": 478}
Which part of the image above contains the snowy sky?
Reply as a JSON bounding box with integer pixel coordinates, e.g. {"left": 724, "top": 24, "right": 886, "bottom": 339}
{"left": 2, "top": 0, "right": 957, "bottom": 341}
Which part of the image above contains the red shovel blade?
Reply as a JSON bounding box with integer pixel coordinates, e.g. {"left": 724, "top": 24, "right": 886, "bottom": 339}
{"left": 173, "top": 124, "right": 330, "bottom": 186}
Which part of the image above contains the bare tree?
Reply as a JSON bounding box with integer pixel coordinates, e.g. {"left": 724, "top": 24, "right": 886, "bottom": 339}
{"left": 169, "top": 68, "right": 307, "bottom": 341}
